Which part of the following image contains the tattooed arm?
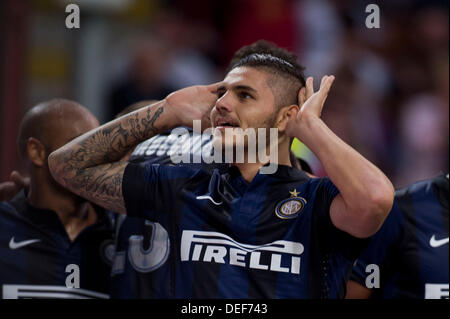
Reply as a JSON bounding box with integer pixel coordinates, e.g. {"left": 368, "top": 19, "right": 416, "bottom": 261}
{"left": 48, "top": 84, "right": 219, "bottom": 213}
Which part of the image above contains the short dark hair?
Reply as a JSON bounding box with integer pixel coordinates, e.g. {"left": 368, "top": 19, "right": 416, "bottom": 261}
{"left": 17, "top": 99, "right": 91, "bottom": 159}
{"left": 226, "top": 40, "right": 306, "bottom": 108}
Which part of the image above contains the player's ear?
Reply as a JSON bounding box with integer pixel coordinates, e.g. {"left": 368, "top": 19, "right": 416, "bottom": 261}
{"left": 276, "top": 104, "right": 299, "bottom": 133}
{"left": 26, "top": 137, "right": 47, "bottom": 167}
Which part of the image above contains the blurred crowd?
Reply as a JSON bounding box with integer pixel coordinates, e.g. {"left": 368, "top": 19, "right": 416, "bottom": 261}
{"left": 1, "top": 0, "right": 449, "bottom": 188}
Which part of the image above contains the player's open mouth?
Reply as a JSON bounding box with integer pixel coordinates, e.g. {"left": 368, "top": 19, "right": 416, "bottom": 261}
{"left": 214, "top": 118, "right": 240, "bottom": 130}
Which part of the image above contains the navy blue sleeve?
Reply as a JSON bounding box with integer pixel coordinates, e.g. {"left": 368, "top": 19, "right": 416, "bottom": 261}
{"left": 122, "top": 162, "right": 199, "bottom": 219}
{"left": 314, "top": 178, "right": 370, "bottom": 261}
{"left": 350, "top": 200, "right": 404, "bottom": 286}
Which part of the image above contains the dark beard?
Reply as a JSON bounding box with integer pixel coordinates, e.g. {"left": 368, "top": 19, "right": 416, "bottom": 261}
{"left": 214, "top": 113, "right": 279, "bottom": 164}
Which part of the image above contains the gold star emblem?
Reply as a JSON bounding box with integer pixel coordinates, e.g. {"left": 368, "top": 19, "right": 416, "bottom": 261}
{"left": 289, "top": 189, "right": 299, "bottom": 197}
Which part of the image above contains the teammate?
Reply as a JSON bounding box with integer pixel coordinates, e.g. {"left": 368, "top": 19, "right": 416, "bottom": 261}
{"left": 346, "top": 173, "right": 449, "bottom": 299}
{"left": 111, "top": 125, "right": 314, "bottom": 298}
{"left": 0, "top": 99, "right": 115, "bottom": 299}
{"left": 49, "top": 41, "right": 394, "bottom": 298}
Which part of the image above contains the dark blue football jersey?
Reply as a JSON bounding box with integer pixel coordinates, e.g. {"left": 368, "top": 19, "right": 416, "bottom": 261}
{"left": 0, "top": 190, "right": 116, "bottom": 299}
{"left": 111, "top": 129, "right": 227, "bottom": 298}
{"left": 351, "top": 173, "right": 449, "bottom": 299}
{"left": 112, "top": 161, "right": 368, "bottom": 299}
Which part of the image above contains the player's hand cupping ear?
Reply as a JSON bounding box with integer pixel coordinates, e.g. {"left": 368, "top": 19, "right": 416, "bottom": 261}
{"left": 164, "top": 83, "right": 221, "bottom": 130}
{"left": 285, "top": 75, "right": 335, "bottom": 139}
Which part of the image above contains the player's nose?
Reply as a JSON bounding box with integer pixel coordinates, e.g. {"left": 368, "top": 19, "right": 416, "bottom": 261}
{"left": 215, "top": 91, "right": 233, "bottom": 114}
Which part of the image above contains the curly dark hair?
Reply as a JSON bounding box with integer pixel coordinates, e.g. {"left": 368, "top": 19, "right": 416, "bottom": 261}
{"left": 226, "top": 40, "right": 306, "bottom": 108}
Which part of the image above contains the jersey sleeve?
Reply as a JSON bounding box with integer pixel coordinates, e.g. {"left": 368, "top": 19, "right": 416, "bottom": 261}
{"left": 122, "top": 162, "right": 198, "bottom": 219}
{"left": 314, "top": 177, "right": 370, "bottom": 261}
{"left": 350, "top": 200, "right": 404, "bottom": 286}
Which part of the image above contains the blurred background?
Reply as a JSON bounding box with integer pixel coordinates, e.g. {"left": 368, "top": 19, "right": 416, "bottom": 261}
{"left": 0, "top": 0, "right": 448, "bottom": 187}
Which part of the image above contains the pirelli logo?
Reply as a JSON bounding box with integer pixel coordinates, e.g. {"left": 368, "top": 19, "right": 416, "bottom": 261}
{"left": 180, "top": 230, "right": 304, "bottom": 274}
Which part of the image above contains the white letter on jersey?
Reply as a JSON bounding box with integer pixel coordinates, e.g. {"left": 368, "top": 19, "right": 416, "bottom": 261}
{"left": 65, "top": 264, "right": 80, "bottom": 288}
{"left": 203, "top": 246, "right": 227, "bottom": 263}
{"left": 128, "top": 221, "right": 170, "bottom": 273}
{"left": 229, "top": 248, "right": 246, "bottom": 267}
{"left": 365, "top": 264, "right": 380, "bottom": 289}
{"left": 425, "top": 284, "right": 449, "bottom": 299}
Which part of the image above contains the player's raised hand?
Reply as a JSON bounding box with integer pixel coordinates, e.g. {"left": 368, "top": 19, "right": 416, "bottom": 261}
{"left": 301, "top": 75, "right": 334, "bottom": 119}
{"left": 286, "top": 75, "right": 334, "bottom": 138}
{"left": 0, "top": 171, "right": 30, "bottom": 201}
{"left": 164, "top": 83, "right": 221, "bottom": 130}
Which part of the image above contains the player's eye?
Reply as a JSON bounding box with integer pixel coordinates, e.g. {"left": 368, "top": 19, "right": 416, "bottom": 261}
{"left": 238, "top": 92, "right": 253, "bottom": 100}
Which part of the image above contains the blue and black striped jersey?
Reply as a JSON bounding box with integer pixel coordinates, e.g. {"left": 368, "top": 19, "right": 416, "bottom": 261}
{"left": 112, "top": 161, "right": 368, "bottom": 299}
{"left": 351, "top": 173, "right": 449, "bottom": 299}
{"left": 0, "top": 190, "right": 116, "bottom": 299}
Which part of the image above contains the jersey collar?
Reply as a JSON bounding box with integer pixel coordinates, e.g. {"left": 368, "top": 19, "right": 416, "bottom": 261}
{"left": 8, "top": 190, "right": 113, "bottom": 238}
{"left": 223, "top": 164, "right": 310, "bottom": 195}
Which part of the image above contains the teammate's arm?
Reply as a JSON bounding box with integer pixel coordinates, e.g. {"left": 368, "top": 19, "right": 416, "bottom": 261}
{"left": 48, "top": 84, "right": 219, "bottom": 213}
{"left": 286, "top": 76, "right": 394, "bottom": 238}
{"left": 0, "top": 171, "right": 29, "bottom": 201}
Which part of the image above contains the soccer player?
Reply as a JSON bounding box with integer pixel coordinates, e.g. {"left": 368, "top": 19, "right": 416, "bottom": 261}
{"left": 106, "top": 99, "right": 313, "bottom": 298}
{"left": 0, "top": 99, "right": 115, "bottom": 299}
{"left": 111, "top": 133, "right": 314, "bottom": 298}
{"left": 346, "top": 173, "right": 449, "bottom": 299}
{"left": 49, "top": 41, "right": 394, "bottom": 298}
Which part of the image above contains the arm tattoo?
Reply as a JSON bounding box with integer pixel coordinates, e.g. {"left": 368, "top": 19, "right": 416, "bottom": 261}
{"left": 50, "top": 104, "right": 166, "bottom": 212}
{"left": 128, "top": 106, "right": 164, "bottom": 140}
{"left": 63, "top": 161, "right": 127, "bottom": 213}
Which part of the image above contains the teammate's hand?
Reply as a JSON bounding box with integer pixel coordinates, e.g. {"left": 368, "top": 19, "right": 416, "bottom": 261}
{"left": 164, "top": 83, "right": 221, "bottom": 130}
{"left": 286, "top": 75, "right": 335, "bottom": 138}
{"left": 0, "top": 171, "right": 30, "bottom": 201}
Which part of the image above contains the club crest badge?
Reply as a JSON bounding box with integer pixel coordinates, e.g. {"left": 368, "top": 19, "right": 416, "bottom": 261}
{"left": 275, "top": 189, "right": 307, "bottom": 219}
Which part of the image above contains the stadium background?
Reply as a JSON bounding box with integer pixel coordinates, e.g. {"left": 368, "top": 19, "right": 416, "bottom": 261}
{"left": 0, "top": 0, "right": 448, "bottom": 188}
